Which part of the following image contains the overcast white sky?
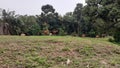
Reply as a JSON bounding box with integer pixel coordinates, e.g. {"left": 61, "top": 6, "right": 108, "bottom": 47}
{"left": 0, "top": 0, "right": 86, "bottom": 15}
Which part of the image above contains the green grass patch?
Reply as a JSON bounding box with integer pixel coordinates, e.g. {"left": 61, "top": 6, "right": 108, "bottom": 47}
{"left": 0, "top": 36, "right": 120, "bottom": 68}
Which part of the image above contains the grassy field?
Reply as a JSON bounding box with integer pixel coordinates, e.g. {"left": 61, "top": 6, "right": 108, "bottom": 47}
{"left": 0, "top": 36, "right": 120, "bottom": 68}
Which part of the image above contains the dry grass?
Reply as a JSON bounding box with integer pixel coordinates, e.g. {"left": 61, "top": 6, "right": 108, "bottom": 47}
{"left": 0, "top": 36, "right": 120, "bottom": 68}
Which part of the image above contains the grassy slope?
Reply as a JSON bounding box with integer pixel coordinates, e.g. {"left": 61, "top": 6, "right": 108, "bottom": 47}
{"left": 0, "top": 36, "right": 120, "bottom": 68}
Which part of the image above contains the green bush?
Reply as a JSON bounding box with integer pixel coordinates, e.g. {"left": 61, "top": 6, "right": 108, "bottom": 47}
{"left": 58, "top": 28, "right": 66, "bottom": 36}
{"left": 114, "top": 29, "right": 120, "bottom": 42}
{"left": 108, "top": 38, "right": 114, "bottom": 42}
{"left": 88, "top": 29, "right": 96, "bottom": 37}
{"left": 28, "top": 24, "right": 41, "bottom": 35}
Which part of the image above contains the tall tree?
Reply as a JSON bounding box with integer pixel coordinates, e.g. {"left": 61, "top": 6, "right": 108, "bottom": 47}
{"left": 63, "top": 12, "right": 77, "bottom": 34}
{"left": 40, "top": 4, "right": 61, "bottom": 35}
{"left": 73, "top": 3, "right": 83, "bottom": 36}
{"left": 1, "top": 9, "right": 16, "bottom": 35}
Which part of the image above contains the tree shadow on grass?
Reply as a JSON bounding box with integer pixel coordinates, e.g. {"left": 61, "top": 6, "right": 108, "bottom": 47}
{"left": 109, "top": 41, "right": 120, "bottom": 46}
{"left": 112, "top": 42, "right": 120, "bottom": 46}
{"left": 108, "top": 38, "right": 120, "bottom": 46}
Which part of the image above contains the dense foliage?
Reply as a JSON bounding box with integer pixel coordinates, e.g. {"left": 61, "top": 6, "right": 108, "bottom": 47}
{"left": 0, "top": 0, "right": 120, "bottom": 42}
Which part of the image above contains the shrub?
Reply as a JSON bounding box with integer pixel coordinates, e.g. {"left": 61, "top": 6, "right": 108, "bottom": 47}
{"left": 28, "top": 24, "right": 41, "bottom": 35}
{"left": 58, "top": 28, "right": 66, "bottom": 36}
{"left": 108, "top": 38, "right": 114, "bottom": 42}
{"left": 88, "top": 29, "right": 96, "bottom": 37}
{"left": 114, "top": 29, "right": 120, "bottom": 42}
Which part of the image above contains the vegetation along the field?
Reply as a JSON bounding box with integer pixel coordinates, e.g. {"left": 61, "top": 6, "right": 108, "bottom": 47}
{"left": 0, "top": 0, "right": 120, "bottom": 68}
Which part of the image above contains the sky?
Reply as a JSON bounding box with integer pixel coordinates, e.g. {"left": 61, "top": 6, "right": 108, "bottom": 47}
{"left": 0, "top": 0, "right": 86, "bottom": 15}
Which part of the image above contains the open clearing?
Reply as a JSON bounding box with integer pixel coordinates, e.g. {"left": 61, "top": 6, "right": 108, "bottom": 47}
{"left": 0, "top": 36, "right": 120, "bottom": 68}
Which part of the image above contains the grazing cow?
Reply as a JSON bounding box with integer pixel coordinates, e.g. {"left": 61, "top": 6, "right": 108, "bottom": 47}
{"left": 21, "top": 33, "right": 26, "bottom": 36}
{"left": 96, "top": 35, "right": 100, "bottom": 38}
{"left": 52, "top": 29, "right": 58, "bottom": 35}
{"left": 49, "top": 33, "right": 52, "bottom": 36}
{"left": 43, "top": 29, "right": 49, "bottom": 35}
{"left": 82, "top": 34, "right": 86, "bottom": 37}
{"left": 101, "top": 34, "right": 106, "bottom": 38}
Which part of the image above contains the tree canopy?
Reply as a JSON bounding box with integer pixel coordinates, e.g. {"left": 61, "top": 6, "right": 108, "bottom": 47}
{"left": 0, "top": 1, "right": 120, "bottom": 42}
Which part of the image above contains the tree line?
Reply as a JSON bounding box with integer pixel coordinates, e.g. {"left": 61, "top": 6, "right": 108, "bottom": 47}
{"left": 0, "top": 0, "right": 120, "bottom": 42}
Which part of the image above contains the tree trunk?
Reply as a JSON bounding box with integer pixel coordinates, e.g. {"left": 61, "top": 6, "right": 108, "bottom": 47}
{"left": 3, "top": 23, "right": 10, "bottom": 35}
{"left": 0, "top": 23, "right": 4, "bottom": 35}
{"left": 0, "top": 22, "right": 10, "bottom": 35}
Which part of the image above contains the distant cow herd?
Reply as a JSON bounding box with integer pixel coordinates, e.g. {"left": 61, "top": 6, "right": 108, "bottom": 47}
{"left": 0, "top": 22, "right": 107, "bottom": 38}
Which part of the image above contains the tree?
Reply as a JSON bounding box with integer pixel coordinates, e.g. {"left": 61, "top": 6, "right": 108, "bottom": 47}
{"left": 41, "top": 4, "right": 55, "bottom": 14}
{"left": 82, "top": 1, "right": 99, "bottom": 36}
{"left": 97, "top": 0, "right": 120, "bottom": 35}
{"left": 1, "top": 9, "right": 16, "bottom": 35}
{"left": 40, "top": 4, "right": 61, "bottom": 35}
{"left": 73, "top": 3, "right": 83, "bottom": 36}
{"left": 113, "top": 0, "right": 120, "bottom": 42}
{"left": 17, "top": 15, "right": 39, "bottom": 35}
{"left": 82, "top": 0, "right": 119, "bottom": 37}
{"left": 63, "top": 12, "right": 77, "bottom": 34}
